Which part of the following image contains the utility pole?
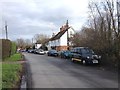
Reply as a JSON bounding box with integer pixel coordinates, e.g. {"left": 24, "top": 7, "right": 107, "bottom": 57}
{"left": 66, "top": 20, "right": 69, "bottom": 50}
{"left": 5, "top": 21, "right": 8, "bottom": 39}
{"left": 32, "top": 38, "right": 33, "bottom": 44}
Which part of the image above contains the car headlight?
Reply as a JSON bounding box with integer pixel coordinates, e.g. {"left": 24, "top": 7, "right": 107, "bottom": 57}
{"left": 94, "top": 55, "right": 98, "bottom": 58}
{"left": 87, "top": 56, "right": 90, "bottom": 59}
{"left": 99, "top": 56, "right": 101, "bottom": 59}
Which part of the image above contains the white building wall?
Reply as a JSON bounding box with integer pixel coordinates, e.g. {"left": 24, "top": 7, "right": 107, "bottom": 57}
{"left": 68, "top": 28, "right": 75, "bottom": 37}
{"left": 55, "top": 39, "right": 60, "bottom": 46}
{"left": 48, "top": 28, "right": 75, "bottom": 49}
{"left": 60, "top": 31, "right": 67, "bottom": 46}
{"left": 48, "top": 39, "right": 60, "bottom": 47}
{"left": 51, "top": 41, "right": 54, "bottom": 46}
{"left": 47, "top": 42, "right": 51, "bottom": 50}
{"left": 35, "top": 44, "right": 42, "bottom": 49}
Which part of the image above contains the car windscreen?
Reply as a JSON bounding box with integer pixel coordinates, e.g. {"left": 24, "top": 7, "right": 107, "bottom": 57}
{"left": 66, "top": 51, "right": 71, "bottom": 53}
{"left": 40, "top": 49, "right": 44, "bottom": 51}
{"left": 81, "top": 48, "right": 94, "bottom": 54}
{"left": 51, "top": 50, "right": 57, "bottom": 53}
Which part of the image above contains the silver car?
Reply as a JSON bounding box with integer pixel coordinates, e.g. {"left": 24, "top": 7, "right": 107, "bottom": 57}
{"left": 36, "top": 49, "right": 45, "bottom": 55}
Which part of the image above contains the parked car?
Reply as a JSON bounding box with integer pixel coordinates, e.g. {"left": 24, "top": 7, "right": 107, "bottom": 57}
{"left": 58, "top": 50, "right": 64, "bottom": 56}
{"left": 60, "top": 50, "right": 73, "bottom": 59}
{"left": 27, "top": 49, "right": 34, "bottom": 53}
{"left": 44, "top": 50, "right": 48, "bottom": 54}
{"left": 35, "top": 49, "right": 45, "bottom": 55}
{"left": 47, "top": 50, "right": 58, "bottom": 56}
{"left": 71, "top": 47, "right": 101, "bottom": 65}
{"left": 20, "top": 49, "right": 26, "bottom": 52}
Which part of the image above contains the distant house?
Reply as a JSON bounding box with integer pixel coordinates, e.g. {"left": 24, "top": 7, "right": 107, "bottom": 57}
{"left": 35, "top": 43, "right": 42, "bottom": 49}
{"left": 48, "top": 20, "right": 75, "bottom": 51}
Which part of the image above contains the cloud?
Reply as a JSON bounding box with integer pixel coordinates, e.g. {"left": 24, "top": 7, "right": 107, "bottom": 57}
{"left": 1, "top": 0, "right": 89, "bottom": 40}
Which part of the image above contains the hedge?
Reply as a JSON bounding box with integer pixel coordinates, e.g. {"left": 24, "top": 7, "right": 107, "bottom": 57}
{"left": 11, "top": 42, "right": 17, "bottom": 55}
{"left": 0, "top": 39, "right": 2, "bottom": 60}
{"left": 1, "top": 39, "right": 11, "bottom": 60}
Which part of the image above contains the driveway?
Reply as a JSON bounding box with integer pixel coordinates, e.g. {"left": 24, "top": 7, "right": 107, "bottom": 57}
{"left": 23, "top": 53, "right": 118, "bottom": 88}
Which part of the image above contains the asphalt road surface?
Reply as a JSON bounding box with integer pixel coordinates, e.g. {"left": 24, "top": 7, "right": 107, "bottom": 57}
{"left": 23, "top": 53, "right": 118, "bottom": 88}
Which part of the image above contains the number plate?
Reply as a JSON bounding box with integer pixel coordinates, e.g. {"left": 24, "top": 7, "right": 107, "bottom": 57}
{"left": 93, "top": 60, "right": 98, "bottom": 63}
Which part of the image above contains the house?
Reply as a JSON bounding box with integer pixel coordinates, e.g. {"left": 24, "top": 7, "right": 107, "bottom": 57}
{"left": 35, "top": 43, "right": 42, "bottom": 49}
{"left": 48, "top": 20, "right": 75, "bottom": 51}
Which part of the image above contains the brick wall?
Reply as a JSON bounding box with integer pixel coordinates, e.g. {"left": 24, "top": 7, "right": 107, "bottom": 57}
{"left": 56, "top": 46, "right": 68, "bottom": 51}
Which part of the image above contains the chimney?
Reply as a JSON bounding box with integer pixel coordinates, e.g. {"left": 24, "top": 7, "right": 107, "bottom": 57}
{"left": 60, "top": 26, "right": 64, "bottom": 32}
{"left": 60, "top": 20, "right": 69, "bottom": 32}
{"left": 52, "top": 33, "right": 55, "bottom": 37}
{"left": 66, "top": 20, "right": 68, "bottom": 26}
{"left": 65, "top": 20, "right": 69, "bottom": 29}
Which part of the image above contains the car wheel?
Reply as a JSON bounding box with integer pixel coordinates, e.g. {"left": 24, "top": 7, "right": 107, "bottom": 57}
{"left": 63, "top": 55, "right": 66, "bottom": 59}
{"left": 71, "top": 58, "right": 75, "bottom": 62}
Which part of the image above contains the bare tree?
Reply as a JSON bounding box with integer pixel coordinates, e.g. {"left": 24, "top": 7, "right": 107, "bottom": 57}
{"left": 70, "top": 32, "right": 81, "bottom": 47}
{"left": 16, "top": 38, "right": 25, "bottom": 49}
{"left": 24, "top": 39, "right": 32, "bottom": 48}
{"left": 71, "top": 0, "right": 119, "bottom": 67}
{"left": 34, "top": 34, "right": 50, "bottom": 44}
{"left": 16, "top": 38, "right": 32, "bottom": 49}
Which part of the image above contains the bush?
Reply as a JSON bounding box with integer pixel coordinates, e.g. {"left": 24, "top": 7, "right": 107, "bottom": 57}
{"left": 0, "top": 40, "right": 2, "bottom": 60}
{"left": 11, "top": 42, "right": 17, "bottom": 55}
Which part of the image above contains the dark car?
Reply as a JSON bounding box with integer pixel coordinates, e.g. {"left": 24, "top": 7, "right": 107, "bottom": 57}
{"left": 60, "top": 50, "right": 73, "bottom": 59}
{"left": 71, "top": 47, "right": 101, "bottom": 65}
{"left": 47, "top": 50, "right": 58, "bottom": 56}
{"left": 27, "top": 49, "right": 34, "bottom": 53}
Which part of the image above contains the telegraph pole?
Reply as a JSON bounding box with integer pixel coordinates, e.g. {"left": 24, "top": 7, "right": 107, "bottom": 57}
{"left": 32, "top": 38, "right": 33, "bottom": 44}
{"left": 5, "top": 21, "right": 8, "bottom": 39}
{"left": 66, "top": 20, "right": 69, "bottom": 50}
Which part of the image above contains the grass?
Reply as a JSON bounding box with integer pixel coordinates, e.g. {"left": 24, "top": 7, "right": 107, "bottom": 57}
{"left": 4, "top": 53, "right": 22, "bottom": 61}
{"left": 2, "top": 64, "right": 22, "bottom": 88}
{"left": 0, "top": 63, "right": 2, "bottom": 90}
{"left": 2, "top": 53, "right": 23, "bottom": 89}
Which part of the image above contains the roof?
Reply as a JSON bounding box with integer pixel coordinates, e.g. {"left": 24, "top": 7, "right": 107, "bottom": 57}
{"left": 48, "top": 20, "right": 70, "bottom": 42}
{"left": 49, "top": 27, "right": 70, "bottom": 41}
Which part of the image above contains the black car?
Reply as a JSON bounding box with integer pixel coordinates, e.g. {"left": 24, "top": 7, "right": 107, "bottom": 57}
{"left": 47, "top": 50, "right": 58, "bottom": 56}
{"left": 71, "top": 47, "right": 101, "bottom": 65}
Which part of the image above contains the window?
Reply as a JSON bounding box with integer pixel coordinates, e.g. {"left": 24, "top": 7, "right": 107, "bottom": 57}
{"left": 58, "top": 39, "right": 60, "bottom": 43}
{"left": 81, "top": 48, "right": 94, "bottom": 54}
{"left": 76, "top": 48, "right": 81, "bottom": 54}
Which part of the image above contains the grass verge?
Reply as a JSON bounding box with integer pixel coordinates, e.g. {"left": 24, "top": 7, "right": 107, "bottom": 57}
{"left": 2, "top": 64, "right": 22, "bottom": 88}
{"left": 0, "top": 63, "right": 2, "bottom": 90}
{"left": 2, "top": 53, "right": 23, "bottom": 89}
{"left": 4, "top": 53, "right": 22, "bottom": 61}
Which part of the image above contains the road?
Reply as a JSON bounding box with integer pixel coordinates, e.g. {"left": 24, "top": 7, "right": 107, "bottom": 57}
{"left": 23, "top": 53, "right": 118, "bottom": 88}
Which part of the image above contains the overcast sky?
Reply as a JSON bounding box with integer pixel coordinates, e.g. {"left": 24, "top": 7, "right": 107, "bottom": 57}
{"left": 1, "top": 0, "right": 97, "bottom": 41}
